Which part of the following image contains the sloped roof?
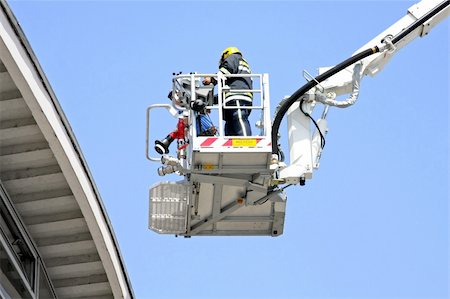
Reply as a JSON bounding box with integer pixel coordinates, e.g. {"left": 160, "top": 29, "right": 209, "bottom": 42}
{"left": 0, "top": 1, "right": 134, "bottom": 298}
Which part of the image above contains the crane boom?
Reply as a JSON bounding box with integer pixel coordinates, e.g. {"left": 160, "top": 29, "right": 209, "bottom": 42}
{"left": 315, "top": 0, "right": 449, "bottom": 102}
{"left": 277, "top": 0, "right": 449, "bottom": 184}
{"left": 146, "top": 0, "right": 449, "bottom": 237}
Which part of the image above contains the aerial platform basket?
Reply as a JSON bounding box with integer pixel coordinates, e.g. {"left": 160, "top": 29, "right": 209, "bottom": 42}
{"left": 147, "top": 73, "right": 287, "bottom": 237}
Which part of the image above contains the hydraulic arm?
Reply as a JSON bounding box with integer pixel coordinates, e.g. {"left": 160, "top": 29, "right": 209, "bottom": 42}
{"left": 272, "top": 0, "right": 449, "bottom": 184}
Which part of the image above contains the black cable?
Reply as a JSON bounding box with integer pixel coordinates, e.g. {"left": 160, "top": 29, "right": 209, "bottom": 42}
{"left": 271, "top": 47, "right": 377, "bottom": 155}
{"left": 299, "top": 99, "right": 326, "bottom": 149}
{"left": 257, "top": 184, "right": 293, "bottom": 205}
{"left": 281, "top": 184, "right": 293, "bottom": 191}
{"left": 257, "top": 196, "right": 271, "bottom": 205}
{"left": 278, "top": 147, "right": 285, "bottom": 162}
{"left": 271, "top": 0, "right": 450, "bottom": 156}
{"left": 392, "top": 0, "right": 449, "bottom": 44}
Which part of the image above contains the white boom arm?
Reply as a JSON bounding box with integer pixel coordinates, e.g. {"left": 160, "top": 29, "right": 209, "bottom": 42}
{"left": 318, "top": 0, "right": 449, "bottom": 103}
{"left": 279, "top": 0, "right": 449, "bottom": 184}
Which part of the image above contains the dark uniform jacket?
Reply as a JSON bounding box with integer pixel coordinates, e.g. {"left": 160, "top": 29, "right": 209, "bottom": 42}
{"left": 219, "top": 53, "right": 252, "bottom": 99}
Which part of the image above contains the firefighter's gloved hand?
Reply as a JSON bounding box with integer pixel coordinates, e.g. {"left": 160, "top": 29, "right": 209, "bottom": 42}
{"left": 191, "top": 99, "right": 206, "bottom": 112}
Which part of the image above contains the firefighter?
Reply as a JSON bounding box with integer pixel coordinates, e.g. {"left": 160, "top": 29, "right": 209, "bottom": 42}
{"left": 203, "top": 47, "right": 253, "bottom": 136}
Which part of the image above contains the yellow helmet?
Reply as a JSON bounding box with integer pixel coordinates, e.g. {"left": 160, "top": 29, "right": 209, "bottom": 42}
{"left": 219, "top": 47, "right": 241, "bottom": 65}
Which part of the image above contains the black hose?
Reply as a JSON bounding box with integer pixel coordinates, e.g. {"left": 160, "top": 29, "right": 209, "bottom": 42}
{"left": 271, "top": 47, "right": 378, "bottom": 154}
{"left": 271, "top": 0, "right": 450, "bottom": 155}
{"left": 392, "top": 0, "right": 449, "bottom": 44}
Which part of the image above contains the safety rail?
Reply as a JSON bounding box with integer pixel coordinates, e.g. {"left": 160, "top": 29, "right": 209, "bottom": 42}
{"left": 171, "top": 73, "right": 271, "bottom": 139}
{"left": 146, "top": 72, "right": 272, "bottom": 173}
{"left": 147, "top": 72, "right": 278, "bottom": 237}
{"left": 145, "top": 104, "right": 179, "bottom": 162}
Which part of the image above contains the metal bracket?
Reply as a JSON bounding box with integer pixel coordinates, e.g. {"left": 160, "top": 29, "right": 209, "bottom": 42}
{"left": 189, "top": 198, "right": 245, "bottom": 235}
{"left": 303, "top": 69, "right": 325, "bottom": 93}
{"left": 382, "top": 34, "right": 396, "bottom": 54}
{"left": 190, "top": 173, "right": 249, "bottom": 187}
{"left": 252, "top": 189, "right": 286, "bottom": 205}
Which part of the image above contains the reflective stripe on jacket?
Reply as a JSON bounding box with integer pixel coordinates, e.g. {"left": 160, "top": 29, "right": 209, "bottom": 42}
{"left": 219, "top": 53, "right": 252, "bottom": 99}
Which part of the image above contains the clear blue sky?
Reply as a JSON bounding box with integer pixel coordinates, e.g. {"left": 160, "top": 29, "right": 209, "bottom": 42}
{"left": 9, "top": 1, "right": 448, "bottom": 299}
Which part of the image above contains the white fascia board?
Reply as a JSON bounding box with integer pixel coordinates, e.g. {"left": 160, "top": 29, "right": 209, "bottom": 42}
{"left": 0, "top": 4, "right": 133, "bottom": 299}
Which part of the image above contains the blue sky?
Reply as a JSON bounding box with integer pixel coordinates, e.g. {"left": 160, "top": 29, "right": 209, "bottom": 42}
{"left": 8, "top": 1, "right": 448, "bottom": 299}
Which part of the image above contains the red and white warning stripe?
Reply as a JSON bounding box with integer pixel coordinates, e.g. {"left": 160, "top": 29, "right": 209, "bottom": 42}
{"left": 199, "top": 137, "right": 271, "bottom": 148}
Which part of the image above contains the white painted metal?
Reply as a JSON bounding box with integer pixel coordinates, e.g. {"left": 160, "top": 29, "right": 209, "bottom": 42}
{"left": 279, "top": 0, "right": 448, "bottom": 185}
{"left": 146, "top": 104, "right": 180, "bottom": 162}
{"left": 311, "top": 118, "right": 328, "bottom": 168}
{"left": 148, "top": 73, "right": 285, "bottom": 237}
{"left": 149, "top": 181, "right": 189, "bottom": 234}
{"left": 319, "top": 0, "right": 449, "bottom": 98}
{"left": 279, "top": 101, "right": 314, "bottom": 183}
